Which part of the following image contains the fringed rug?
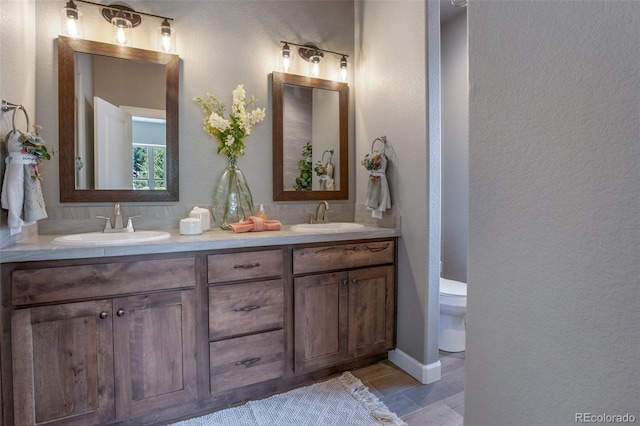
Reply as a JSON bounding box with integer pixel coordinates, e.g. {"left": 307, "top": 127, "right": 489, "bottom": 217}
{"left": 170, "top": 372, "right": 406, "bottom": 426}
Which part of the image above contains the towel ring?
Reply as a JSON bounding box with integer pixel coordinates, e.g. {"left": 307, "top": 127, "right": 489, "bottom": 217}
{"left": 321, "top": 149, "right": 334, "bottom": 166}
{"left": 12, "top": 106, "right": 30, "bottom": 133}
{"left": 371, "top": 136, "right": 387, "bottom": 156}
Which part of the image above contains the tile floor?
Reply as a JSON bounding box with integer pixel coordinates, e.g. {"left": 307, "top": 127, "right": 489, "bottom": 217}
{"left": 351, "top": 351, "right": 465, "bottom": 426}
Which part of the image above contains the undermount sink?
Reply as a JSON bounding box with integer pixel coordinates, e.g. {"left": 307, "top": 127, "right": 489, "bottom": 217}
{"left": 53, "top": 230, "right": 171, "bottom": 246}
{"left": 290, "top": 222, "right": 365, "bottom": 233}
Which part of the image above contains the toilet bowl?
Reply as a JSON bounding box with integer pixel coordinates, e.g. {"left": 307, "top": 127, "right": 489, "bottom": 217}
{"left": 439, "top": 277, "right": 467, "bottom": 352}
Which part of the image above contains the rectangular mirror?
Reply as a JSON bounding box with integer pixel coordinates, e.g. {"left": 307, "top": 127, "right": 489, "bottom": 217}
{"left": 272, "top": 72, "right": 348, "bottom": 201}
{"left": 58, "top": 36, "right": 179, "bottom": 202}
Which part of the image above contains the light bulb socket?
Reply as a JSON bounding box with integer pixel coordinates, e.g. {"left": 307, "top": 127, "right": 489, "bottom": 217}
{"left": 160, "top": 18, "right": 171, "bottom": 36}
{"left": 282, "top": 43, "right": 290, "bottom": 58}
{"left": 65, "top": 0, "right": 78, "bottom": 19}
{"left": 340, "top": 55, "right": 348, "bottom": 69}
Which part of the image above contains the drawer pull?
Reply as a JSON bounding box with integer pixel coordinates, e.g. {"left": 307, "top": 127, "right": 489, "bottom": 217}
{"left": 235, "top": 357, "right": 261, "bottom": 367}
{"left": 116, "top": 309, "right": 125, "bottom": 317}
{"left": 233, "top": 305, "right": 261, "bottom": 312}
{"left": 233, "top": 262, "right": 261, "bottom": 269}
{"left": 99, "top": 311, "right": 109, "bottom": 319}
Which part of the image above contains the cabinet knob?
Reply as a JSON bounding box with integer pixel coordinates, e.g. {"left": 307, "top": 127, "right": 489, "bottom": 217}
{"left": 342, "top": 279, "right": 348, "bottom": 286}
{"left": 352, "top": 278, "right": 358, "bottom": 285}
{"left": 116, "top": 309, "right": 125, "bottom": 317}
{"left": 99, "top": 311, "right": 109, "bottom": 319}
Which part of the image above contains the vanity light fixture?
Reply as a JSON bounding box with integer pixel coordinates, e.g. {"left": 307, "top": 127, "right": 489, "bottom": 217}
{"left": 60, "top": 0, "right": 175, "bottom": 51}
{"left": 280, "top": 41, "right": 349, "bottom": 81}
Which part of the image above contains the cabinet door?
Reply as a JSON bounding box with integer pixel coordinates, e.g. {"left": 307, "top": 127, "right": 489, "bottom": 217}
{"left": 294, "top": 272, "right": 349, "bottom": 373}
{"left": 349, "top": 266, "right": 395, "bottom": 357}
{"left": 11, "top": 300, "right": 115, "bottom": 426}
{"left": 113, "top": 290, "right": 196, "bottom": 419}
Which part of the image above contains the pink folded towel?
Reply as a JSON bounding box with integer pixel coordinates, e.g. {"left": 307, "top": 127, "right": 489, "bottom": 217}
{"left": 229, "top": 216, "right": 282, "bottom": 233}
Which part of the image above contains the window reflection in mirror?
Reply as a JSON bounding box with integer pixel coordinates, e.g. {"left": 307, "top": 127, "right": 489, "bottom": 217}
{"left": 75, "top": 53, "right": 166, "bottom": 191}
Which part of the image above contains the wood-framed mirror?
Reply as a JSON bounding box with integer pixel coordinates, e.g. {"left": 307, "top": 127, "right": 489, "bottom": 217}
{"left": 272, "top": 72, "right": 348, "bottom": 201}
{"left": 58, "top": 36, "right": 179, "bottom": 202}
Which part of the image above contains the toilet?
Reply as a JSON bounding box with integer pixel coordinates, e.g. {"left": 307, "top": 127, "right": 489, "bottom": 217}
{"left": 439, "top": 277, "right": 467, "bottom": 352}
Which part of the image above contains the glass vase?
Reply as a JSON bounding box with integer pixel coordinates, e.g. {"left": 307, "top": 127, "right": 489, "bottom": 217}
{"left": 212, "top": 156, "right": 254, "bottom": 230}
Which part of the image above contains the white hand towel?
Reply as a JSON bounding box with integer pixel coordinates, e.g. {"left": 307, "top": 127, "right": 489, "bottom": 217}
{"left": 2, "top": 133, "right": 28, "bottom": 234}
{"left": 365, "top": 155, "right": 391, "bottom": 219}
{"left": 1, "top": 132, "right": 45, "bottom": 234}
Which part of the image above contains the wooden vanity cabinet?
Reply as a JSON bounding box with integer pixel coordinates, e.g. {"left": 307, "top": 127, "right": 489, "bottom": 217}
{"left": 292, "top": 239, "right": 396, "bottom": 374}
{"left": 1, "top": 236, "right": 397, "bottom": 425}
{"left": 206, "top": 248, "right": 286, "bottom": 395}
{"left": 2, "top": 255, "right": 197, "bottom": 426}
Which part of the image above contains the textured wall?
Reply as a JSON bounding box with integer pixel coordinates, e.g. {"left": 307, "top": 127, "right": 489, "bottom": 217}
{"left": 355, "top": 0, "right": 441, "bottom": 368}
{"left": 0, "top": 0, "right": 37, "bottom": 247}
{"left": 441, "top": 11, "right": 468, "bottom": 283}
{"left": 466, "top": 1, "right": 640, "bottom": 424}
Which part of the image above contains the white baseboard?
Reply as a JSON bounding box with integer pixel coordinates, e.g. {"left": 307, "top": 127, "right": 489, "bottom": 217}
{"left": 388, "top": 348, "right": 441, "bottom": 384}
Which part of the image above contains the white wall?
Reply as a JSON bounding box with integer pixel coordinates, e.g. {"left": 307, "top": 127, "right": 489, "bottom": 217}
{"left": 466, "top": 1, "right": 640, "bottom": 425}
{"left": 355, "top": 0, "right": 441, "bottom": 377}
{"left": 441, "top": 11, "right": 468, "bottom": 283}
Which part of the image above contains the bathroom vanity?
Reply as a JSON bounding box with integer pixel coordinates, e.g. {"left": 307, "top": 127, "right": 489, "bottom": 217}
{"left": 0, "top": 227, "right": 398, "bottom": 425}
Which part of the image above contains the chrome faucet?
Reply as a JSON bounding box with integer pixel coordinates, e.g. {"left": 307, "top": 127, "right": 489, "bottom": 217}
{"left": 309, "top": 200, "right": 330, "bottom": 224}
{"left": 97, "top": 203, "right": 141, "bottom": 233}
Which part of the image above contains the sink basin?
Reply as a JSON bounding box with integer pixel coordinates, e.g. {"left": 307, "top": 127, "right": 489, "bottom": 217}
{"left": 290, "top": 222, "right": 365, "bottom": 233}
{"left": 53, "top": 231, "right": 171, "bottom": 246}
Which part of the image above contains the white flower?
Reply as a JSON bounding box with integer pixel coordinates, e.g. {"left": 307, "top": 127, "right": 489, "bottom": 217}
{"left": 208, "top": 113, "right": 230, "bottom": 131}
{"left": 225, "top": 135, "right": 234, "bottom": 146}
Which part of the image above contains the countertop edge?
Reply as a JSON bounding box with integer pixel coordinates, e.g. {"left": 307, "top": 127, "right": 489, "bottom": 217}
{"left": 0, "top": 225, "right": 401, "bottom": 263}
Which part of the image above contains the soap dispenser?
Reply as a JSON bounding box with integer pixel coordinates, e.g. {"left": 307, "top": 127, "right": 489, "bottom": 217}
{"left": 257, "top": 204, "right": 268, "bottom": 220}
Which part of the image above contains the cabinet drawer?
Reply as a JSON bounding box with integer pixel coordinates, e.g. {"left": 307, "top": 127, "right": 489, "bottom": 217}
{"left": 208, "top": 249, "right": 283, "bottom": 283}
{"left": 209, "top": 279, "right": 284, "bottom": 340}
{"left": 209, "top": 330, "right": 284, "bottom": 394}
{"left": 11, "top": 257, "right": 196, "bottom": 306}
{"left": 293, "top": 240, "right": 395, "bottom": 275}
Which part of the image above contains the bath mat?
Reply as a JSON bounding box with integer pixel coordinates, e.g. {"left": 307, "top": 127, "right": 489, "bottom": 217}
{"left": 170, "top": 372, "right": 406, "bottom": 426}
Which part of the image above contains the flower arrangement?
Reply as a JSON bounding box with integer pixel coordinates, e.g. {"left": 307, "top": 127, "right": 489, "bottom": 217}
{"left": 18, "top": 124, "right": 53, "bottom": 179}
{"left": 361, "top": 153, "right": 384, "bottom": 171}
{"left": 194, "top": 85, "right": 266, "bottom": 159}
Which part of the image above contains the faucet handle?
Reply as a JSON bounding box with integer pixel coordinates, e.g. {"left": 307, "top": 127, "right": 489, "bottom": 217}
{"left": 125, "top": 215, "right": 142, "bottom": 232}
{"left": 96, "top": 216, "right": 112, "bottom": 231}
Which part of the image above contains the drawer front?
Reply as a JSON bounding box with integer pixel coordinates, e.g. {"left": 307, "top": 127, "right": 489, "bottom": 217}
{"left": 208, "top": 249, "right": 283, "bottom": 283}
{"left": 293, "top": 240, "right": 395, "bottom": 275}
{"left": 11, "top": 257, "right": 196, "bottom": 306}
{"left": 209, "top": 279, "right": 284, "bottom": 340}
{"left": 209, "top": 330, "right": 284, "bottom": 394}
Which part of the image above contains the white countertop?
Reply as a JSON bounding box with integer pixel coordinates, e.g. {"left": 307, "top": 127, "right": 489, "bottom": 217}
{"left": 0, "top": 225, "right": 400, "bottom": 263}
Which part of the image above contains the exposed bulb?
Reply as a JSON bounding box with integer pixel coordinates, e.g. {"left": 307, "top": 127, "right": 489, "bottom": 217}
{"left": 158, "top": 19, "right": 174, "bottom": 53}
{"left": 311, "top": 55, "right": 321, "bottom": 77}
{"left": 339, "top": 56, "right": 348, "bottom": 82}
{"left": 282, "top": 44, "right": 291, "bottom": 72}
{"left": 61, "top": 2, "right": 82, "bottom": 38}
{"left": 111, "top": 14, "right": 132, "bottom": 46}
